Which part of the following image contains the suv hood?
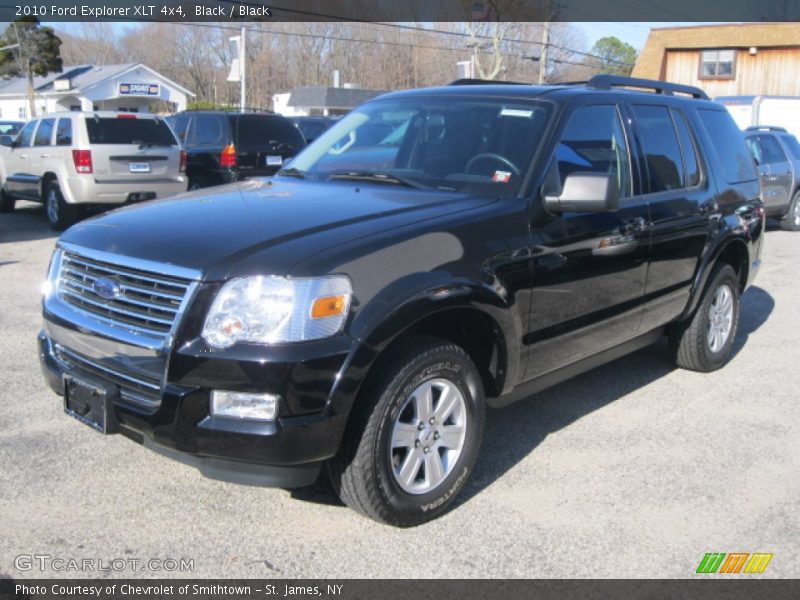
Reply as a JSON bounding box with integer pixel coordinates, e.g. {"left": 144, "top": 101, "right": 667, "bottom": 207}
{"left": 60, "top": 178, "right": 497, "bottom": 280}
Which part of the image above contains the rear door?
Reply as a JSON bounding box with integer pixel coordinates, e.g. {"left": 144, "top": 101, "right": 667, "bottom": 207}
{"left": 230, "top": 115, "right": 306, "bottom": 176}
{"left": 85, "top": 115, "right": 181, "bottom": 182}
{"left": 745, "top": 134, "right": 792, "bottom": 211}
{"left": 630, "top": 103, "right": 715, "bottom": 331}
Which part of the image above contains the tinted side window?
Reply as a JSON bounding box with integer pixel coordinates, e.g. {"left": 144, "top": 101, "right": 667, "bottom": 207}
{"left": 190, "top": 116, "right": 224, "bottom": 145}
{"left": 672, "top": 109, "right": 701, "bottom": 188}
{"left": 781, "top": 135, "right": 800, "bottom": 161}
{"left": 632, "top": 105, "right": 684, "bottom": 193}
{"left": 34, "top": 118, "right": 55, "bottom": 146}
{"left": 171, "top": 115, "right": 190, "bottom": 143}
{"left": 549, "top": 104, "right": 632, "bottom": 198}
{"left": 697, "top": 109, "right": 758, "bottom": 184}
{"left": 15, "top": 121, "right": 37, "bottom": 147}
{"left": 55, "top": 118, "right": 72, "bottom": 146}
{"left": 754, "top": 135, "right": 787, "bottom": 164}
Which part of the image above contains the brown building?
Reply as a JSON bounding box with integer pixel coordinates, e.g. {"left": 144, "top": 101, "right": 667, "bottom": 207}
{"left": 632, "top": 23, "right": 800, "bottom": 98}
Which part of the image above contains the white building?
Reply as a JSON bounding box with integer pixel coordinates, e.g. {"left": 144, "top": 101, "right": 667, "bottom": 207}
{"left": 0, "top": 63, "right": 195, "bottom": 120}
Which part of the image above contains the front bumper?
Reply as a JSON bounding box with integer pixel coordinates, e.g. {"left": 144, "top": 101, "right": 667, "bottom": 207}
{"left": 38, "top": 330, "right": 350, "bottom": 488}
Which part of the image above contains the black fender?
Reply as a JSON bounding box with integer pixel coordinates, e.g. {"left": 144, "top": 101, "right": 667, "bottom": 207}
{"left": 323, "top": 275, "right": 522, "bottom": 419}
{"left": 679, "top": 213, "right": 761, "bottom": 321}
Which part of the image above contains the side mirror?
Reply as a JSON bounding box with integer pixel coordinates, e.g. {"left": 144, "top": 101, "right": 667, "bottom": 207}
{"left": 0, "top": 135, "right": 13, "bottom": 147}
{"left": 544, "top": 172, "right": 619, "bottom": 213}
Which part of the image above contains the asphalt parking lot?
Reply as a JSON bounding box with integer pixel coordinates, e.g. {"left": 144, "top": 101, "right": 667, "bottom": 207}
{"left": 0, "top": 200, "right": 798, "bottom": 579}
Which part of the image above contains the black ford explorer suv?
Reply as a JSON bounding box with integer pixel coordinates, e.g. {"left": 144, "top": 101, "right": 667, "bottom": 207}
{"left": 39, "top": 76, "right": 764, "bottom": 526}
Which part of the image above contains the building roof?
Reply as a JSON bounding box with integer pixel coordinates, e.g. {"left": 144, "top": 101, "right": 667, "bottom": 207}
{"left": 0, "top": 63, "right": 194, "bottom": 97}
{"left": 632, "top": 23, "right": 800, "bottom": 80}
{"left": 287, "top": 86, "right": 388, "bottom": 109}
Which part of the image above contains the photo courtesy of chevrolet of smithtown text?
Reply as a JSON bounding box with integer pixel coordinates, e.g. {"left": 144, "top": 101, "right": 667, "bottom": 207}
{"left": 0, "top": 1, "right": 798, "bottom": 599}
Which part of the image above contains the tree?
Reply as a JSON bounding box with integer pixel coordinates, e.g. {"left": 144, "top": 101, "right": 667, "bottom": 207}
{"left": 590, "top": 36, "right": 637, "bottom": 76}
{"left": 0, "top": 18, "right": 63, "bottom": 118}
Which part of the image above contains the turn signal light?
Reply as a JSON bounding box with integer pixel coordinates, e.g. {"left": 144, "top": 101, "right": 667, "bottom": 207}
{"left": 220, "top": 144, "right": 237, "bottom": 168}
{"left": 72, "top": 149, "right": 93, "bottom": 174}
{"left": 311, "top": 295, "right": 347, "bottom": 319}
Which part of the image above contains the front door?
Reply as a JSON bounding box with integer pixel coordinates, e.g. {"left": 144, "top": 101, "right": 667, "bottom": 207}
{"left": 4, "top": 120, "right": 40, "bottom": 199}
{"left": 524, "top": 101, "right": 650, "bottom": 380}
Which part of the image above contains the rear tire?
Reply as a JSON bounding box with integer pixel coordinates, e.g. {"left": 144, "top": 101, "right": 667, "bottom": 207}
{"left": 669, "top": 264, "right": 740, "bottom": 372}
{"left": 780, "top": 190, "right": 800, "bottom": 231}
{"left": 0, "top": 188, "right": 14, "bottom": 212}
{"left": 45, "top": 182, "right": 78, "bottom": 231}
{"left": 328, "top": 335, "right": 485, "bottom": 527}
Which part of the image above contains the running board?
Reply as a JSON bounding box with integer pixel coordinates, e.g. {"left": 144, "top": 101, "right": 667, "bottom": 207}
{"left": 488, "top": 327, "right": 665, "bottom": 409}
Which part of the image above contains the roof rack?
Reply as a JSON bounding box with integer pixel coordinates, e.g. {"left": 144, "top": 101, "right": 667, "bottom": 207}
{"left": 745, "top": 125, "right": 787, "bottom": 132}
{"left": 586, "top": 75, "right": 709, "bottom": 100}
{"left": 448, "top": 78, "right": 526, "bottom": 86}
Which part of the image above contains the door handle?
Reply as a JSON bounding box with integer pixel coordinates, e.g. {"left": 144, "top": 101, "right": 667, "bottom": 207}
{"left": 40, "top": 154, "right": 49, "bottom": 158}
{"left": 619, "top": 217, "right": 648, "bottom": 235}
{"left": 699, "top": 202, "right": 718, "bottom": 216}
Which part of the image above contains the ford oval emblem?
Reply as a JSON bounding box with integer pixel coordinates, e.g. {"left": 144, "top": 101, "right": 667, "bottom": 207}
{"left": 92, "top": 278, "right": 120, "bottom": 300}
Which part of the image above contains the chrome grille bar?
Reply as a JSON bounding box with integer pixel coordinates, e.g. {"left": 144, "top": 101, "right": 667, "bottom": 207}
{"left": 58, "top": 251, "right": 193, "bottom": 340}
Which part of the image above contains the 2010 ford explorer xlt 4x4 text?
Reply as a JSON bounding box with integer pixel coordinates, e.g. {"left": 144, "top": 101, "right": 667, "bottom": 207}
{"left": 39, "top": 76, "right": 765, "bottom": 526}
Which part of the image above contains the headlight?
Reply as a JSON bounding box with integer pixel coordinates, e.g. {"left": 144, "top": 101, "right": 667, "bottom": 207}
{"left": 202, "top": 275, "right": 351, "bottom": 348}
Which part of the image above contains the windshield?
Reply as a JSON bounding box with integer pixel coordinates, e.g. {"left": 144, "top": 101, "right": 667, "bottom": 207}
{"left": 285, "top": 96, "right": 553, "bottom": 197}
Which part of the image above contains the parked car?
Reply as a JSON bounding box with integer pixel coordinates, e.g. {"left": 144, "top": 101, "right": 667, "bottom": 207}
{"left": 165, "top": 111, "right": 306, "bottom": 189}
{"left": 289, "top": 116, "right": 336, "bottom": 144}
{"left": 38, "top": 75, "right": 764, "bottom": 526}
{"left": 743, "top": 126, "right": 800, "bottom": 231}
{"left": 0, "top": 112, "right": 187, "bottom": 230}
{"left": 0, "top": 120, "right": 24, "bottom": 137}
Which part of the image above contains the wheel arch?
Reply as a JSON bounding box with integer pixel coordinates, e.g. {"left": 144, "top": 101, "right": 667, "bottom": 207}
{"left": 682, "top": 235, "right": 751, "bottom": 320}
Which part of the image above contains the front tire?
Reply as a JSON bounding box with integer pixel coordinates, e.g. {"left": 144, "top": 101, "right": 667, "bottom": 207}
{"left": 669, "top": 263, "right": 740, "bottom": 372}
{"left": 780, "top": 190, "right": 800, "bottom": 231}
{"left": 328, "top": 335, "right": 485, "bottom": 526}
{"left": 45, "top": 182, "right": 78, "bottom": 231}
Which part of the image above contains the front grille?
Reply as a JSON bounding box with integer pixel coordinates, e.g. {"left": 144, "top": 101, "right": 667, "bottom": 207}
{"left": 54, "top": 344, "right": 161, "bottom": 408}
{"left": 58, "top": 252, "right": 192, "bottom": 340}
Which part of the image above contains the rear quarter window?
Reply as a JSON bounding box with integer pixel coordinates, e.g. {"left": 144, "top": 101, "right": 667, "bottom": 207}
{"left": 85, "top": 117, "right": 178, "bottom": 145}
{"left": 781, "top": 134, "right": 800, "bottom": 161}
{"left": 697, "top": 109, "right": 757, "bottom": 184}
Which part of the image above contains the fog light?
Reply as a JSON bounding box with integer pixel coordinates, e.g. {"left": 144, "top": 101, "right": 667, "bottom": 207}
{"left": 210, "top": 391, "right": 278, "bottom": 421}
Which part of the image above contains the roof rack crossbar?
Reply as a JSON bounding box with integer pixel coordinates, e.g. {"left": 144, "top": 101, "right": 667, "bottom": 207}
{"left": 587, "top": 75, "right": 709, "bottom": 100}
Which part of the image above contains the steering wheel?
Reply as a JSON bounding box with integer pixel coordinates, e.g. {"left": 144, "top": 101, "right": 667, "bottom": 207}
{"left": 465, "top": 153, "right": 520, "bottom": 176}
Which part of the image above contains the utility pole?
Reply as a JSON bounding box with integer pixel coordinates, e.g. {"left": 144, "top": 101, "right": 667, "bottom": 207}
{"left": 538, "top": 21, "right": 550, "bottom": 84}
{"left": 239, "top": 26, "right": 246, "bottom": 111}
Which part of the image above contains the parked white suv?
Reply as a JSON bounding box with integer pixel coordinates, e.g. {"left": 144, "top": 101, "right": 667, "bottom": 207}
{"left": 0, "top": 111, "right": 187, "bottom": 230}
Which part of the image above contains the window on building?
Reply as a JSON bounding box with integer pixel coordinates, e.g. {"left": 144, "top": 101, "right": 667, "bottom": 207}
{"left": 18, "top": 107, "right": 26, "bottom": 119}
{"left": 700, "top": 49, "right": 736, "bottom": 79}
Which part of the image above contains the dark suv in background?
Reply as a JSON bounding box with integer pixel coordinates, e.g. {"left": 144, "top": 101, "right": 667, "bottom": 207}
{"left": 165, "top": 111, "right": 305, "bottom": 189}
{"left": 743, "top": 125, "right": 800, "bottom": 231}
{"left": 39, "top": 76, "right": 764, "bottom": 526}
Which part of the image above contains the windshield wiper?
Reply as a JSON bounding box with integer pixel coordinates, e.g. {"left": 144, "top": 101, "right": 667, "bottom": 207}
{"left": 327, "top": 170, "right": 429, "bottom": 190}
{"left": 277, "top": 167, "right": 308, "bottom": 179}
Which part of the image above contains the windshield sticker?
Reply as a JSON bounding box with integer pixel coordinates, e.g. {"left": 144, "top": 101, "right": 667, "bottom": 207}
{"left": 499, "top": 108, "right": 533, "bottom": 118}
{"left": 492, "top": 171, "right": 512, "bottom": 183}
